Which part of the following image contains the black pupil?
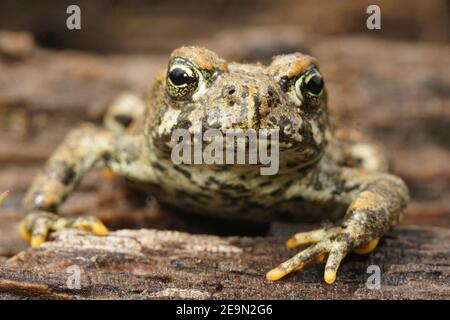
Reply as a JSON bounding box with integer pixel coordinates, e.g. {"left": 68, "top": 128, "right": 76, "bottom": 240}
{"left": 305, "top": 75, "right": 323, "bottom": 95}
{"left": 169, "top": 68, "right": 193, "bottom": 86}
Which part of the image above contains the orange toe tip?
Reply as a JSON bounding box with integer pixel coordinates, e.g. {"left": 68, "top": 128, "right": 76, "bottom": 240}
{"left": 286, "top": 238, "right": 298, "bottom": 249}
{"left": 19, "top": 223, "right": 32, "bottom": 243}
{"left": 92, "top": 222, "right": 109, "bottom": 236}
{"left": 31, "top": 236, "right": 46, "bottom": 249}
{"left": 266, "top": 268, "right": 288, "bottom": 281}
{"left": 324, "top": 269, "right": 336, "bottom": 284}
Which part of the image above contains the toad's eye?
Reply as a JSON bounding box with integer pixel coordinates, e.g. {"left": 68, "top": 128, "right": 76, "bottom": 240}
{"left": 304, "top": 74, "right": 323, "bottom": 95}
{"left": 169, "top": 67, "right": 194, "bottom": 86}
{"left": 294, "top": 67, "right": 324, "bottom": 103}
{"left": 166, "top": 63, "right": 201, "bottom": 99}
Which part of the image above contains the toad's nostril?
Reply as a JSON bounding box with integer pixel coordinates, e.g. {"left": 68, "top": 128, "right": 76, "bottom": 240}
{"left": 225, "top": 85, "right": 236, "bottom": 96}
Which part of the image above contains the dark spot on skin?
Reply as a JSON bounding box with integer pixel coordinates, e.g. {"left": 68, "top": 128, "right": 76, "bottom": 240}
{"left": 287, "top": 161, "right": 298, "bottom": 168}
{"left": 174, "top": 189, "right": 210, "bottom": 205}
{"left": 336, "top": 232, "right": 351, "bottom": 243}
{"left": 173, "top": 165, "right": 192, "bottom": 179}
{"left": 253, "top": 94, "right": 261, "bottom": 110}
{"left": 114, "top": 114, "right": 133, "bottom": 128}
{"left": 207, "top": 176, "right": 249, "bottom": 193}
{"left": 267, "top": 86, "right": 280, "bottom": 108}
{"left": 279, "top": 115, "right": 292, "bottom": 137}
{"left": 174, "top": 106, "right": 195, "bottom": 129}
{"left": 298, "top": 120, "right": 318, "bottom": 152}
{"left": 258, "top": 180, "right": 272, "bottom": 187}
{"left": 269, "top": 116, "right": 278, "bottom": 125}
{"left": 174, "top": 118, "right": 192, "bottom": 130}
{"left": 289, "top": 195, "right": 305, "bottom": 203}
{"left": 331, "top": 179, "right": 346, "bottom": 196}
{"left": 212, "top": 164, "right": 229, "bottom": 172}
{"left": 208, "top": 69, "right": 223, "bottom": 86}
{"left": 246, "top": 201, "right": 269, "bottom": 210}
{"left": 152, "top": 161, "right": 166, "bottom": 172}
{"left": 316, "top": 109, "right": 327, "bottom": 132}
{"left": 102, "top": 152, "right": 112, "bottom": 163}
{"left": 225, "top": 183, "right": 245, "bottom": 192}
{"left": 220, "top": 85, "right": 237, "bottom": 106}
{"left": 253, "top": 93, "right": 264, "bottom": 125}
{"left": 62, "top": 166, "right": 76, "bottom": 185}
{"left": 343, "top": 184, "right": 360, "bottom": 194}
{"left": 226, "top": 86, "right": 236, "bottom": 96}
{"left": 279, "top": 76, "right": 289, "bottom": 92}
{"left": 270, "top": 187, "right": 284, "bottom": 197}
{"left": 284, "top": 180, "right": 294, "bottom": 189}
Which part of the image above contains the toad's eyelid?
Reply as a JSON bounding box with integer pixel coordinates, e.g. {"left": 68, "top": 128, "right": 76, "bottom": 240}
{"left": 169, "top": 59, "right": 211, "bottom": 82}
{"left": 170, "top": 57, "right": 200, "bottom": 70}
{"left": 304, "top": 70, "right": 323, "bottom": 83}
{"left": 169, "top": 63, "right": 192, "bottom": 72}
{"left": 299, "top": 65, "right": 320, "bottom": 78}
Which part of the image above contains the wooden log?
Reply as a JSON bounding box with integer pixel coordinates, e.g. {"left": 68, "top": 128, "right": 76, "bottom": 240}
{"left": 0, "top": 224, "right": 449, "bottom": 299}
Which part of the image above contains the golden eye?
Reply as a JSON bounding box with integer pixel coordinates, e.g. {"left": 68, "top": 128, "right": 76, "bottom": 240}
{"left": 166, "top": 63, "right": 201, "bottom": 99}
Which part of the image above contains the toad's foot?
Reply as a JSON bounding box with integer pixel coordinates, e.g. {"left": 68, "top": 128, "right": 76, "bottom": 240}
{"left": 266, "top": 226, "right": 380, "bottom": 284}
{"left": 20, "top": 211, "right": 109, "bottom": 248}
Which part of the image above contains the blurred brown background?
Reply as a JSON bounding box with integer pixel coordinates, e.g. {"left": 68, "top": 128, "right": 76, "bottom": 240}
{"left": 1, "top": 0, "right": 448, "bottom": 52}
{"left": 0, "top": 0, "right": 448, "bottom": 258}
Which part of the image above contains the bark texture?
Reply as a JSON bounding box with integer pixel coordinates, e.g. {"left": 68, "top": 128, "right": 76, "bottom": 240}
{"left": 0, "top": 225, "right": 449, "bottom": 299}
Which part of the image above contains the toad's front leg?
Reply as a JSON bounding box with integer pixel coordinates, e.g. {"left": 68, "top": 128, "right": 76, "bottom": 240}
{"left": 21, "top": 124, "right": 119, "bottom": 248}
{"left": 267, "top": 166, "right": 409, "bottom": 284}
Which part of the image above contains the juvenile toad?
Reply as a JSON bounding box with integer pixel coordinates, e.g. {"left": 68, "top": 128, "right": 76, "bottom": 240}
{"left": 21, "top": 46, "right": 409, "bottom": 284}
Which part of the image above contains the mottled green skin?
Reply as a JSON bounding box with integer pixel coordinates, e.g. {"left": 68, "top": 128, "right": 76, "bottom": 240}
{"left": 21, "top": 47, "right": 409, "bottom": 283}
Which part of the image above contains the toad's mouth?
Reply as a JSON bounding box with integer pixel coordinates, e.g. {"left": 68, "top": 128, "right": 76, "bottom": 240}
{"left": 164, "top": 127, "right": 280, "bottom": 175}
{"left": 164, "top": 126, "right": 324, "bottom": 175}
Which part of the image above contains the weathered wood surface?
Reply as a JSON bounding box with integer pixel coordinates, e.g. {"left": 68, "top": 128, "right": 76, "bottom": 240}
{"left": 0, "top": 29, "right": 449, "bottom": 299}
{"left": 0, "top": 225, "right": 448, "bottom": 299}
